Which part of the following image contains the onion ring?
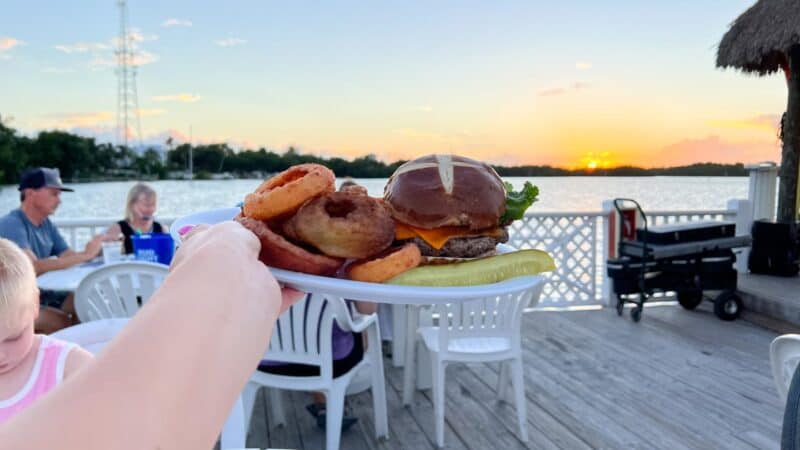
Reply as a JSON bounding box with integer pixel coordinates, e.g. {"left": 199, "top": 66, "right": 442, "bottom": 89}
{"left": 346, "top": 243, "right": 422, "bottom": 283}
{"left": 243, "top": 163, "right": 335, "bottom": 221}
{"left": 236, "top": 216, "right": 343, "bottom": 276}
{"left": 283, "top": 191, "right": 395, "bottom": 259}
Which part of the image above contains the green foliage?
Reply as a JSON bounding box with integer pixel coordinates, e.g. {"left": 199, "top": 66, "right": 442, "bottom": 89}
{"left": 0, "top": 119, "right": 753, "bottom": 184}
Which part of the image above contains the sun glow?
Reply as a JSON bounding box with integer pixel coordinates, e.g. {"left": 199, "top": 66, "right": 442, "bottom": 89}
{"left": 577, "top": 152, "right": 614, "bottom": 171}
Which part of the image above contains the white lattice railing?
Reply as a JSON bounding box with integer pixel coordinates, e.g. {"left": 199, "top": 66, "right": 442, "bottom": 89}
{"left": 53, "top": 217, "right": 177, "bottom": 250}
{"left": 53, "top": 206, "right": 739, "bottom": 308}
{"left": 508, "top": 212, "right": 605, "bottom": 307}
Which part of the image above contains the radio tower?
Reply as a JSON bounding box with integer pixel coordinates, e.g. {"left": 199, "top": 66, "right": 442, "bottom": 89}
{"left": 116, "top": 0, "right": 142, "bottom": 149}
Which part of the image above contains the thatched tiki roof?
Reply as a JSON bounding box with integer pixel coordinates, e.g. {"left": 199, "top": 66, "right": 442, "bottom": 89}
{"left": 717, "top": 0, "right": 800, "bottom": 224}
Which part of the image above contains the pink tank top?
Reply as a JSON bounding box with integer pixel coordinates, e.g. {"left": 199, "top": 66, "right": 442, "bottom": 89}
{"left": 0, "top": 335, "right": 75, "bottom": 424}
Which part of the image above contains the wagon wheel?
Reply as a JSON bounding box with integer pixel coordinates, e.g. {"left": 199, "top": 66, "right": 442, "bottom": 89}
{"left": 677, "top": 290, "right": 703, "bottom": 310}
{"left": 713, "top": 291, "right": 741, "bottom": 321}
{"left": 616, "top": 296, "right": 625, "bottom": 316}
{"left": 630, "top": 305, "right": 642, "bottom": 322}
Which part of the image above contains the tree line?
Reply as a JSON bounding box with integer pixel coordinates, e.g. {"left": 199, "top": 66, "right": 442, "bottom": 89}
{"left": 0, "top": 118, "right": 749, "bottom": 184}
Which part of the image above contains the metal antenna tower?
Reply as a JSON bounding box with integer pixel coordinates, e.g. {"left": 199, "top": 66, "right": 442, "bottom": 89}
{"left": 116, "top": 0, "right": 142, "bottom": 149}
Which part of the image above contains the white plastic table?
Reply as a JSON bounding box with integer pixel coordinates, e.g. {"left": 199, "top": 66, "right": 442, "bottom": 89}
{"left": 36, "top": 260, "right": 107, "bottom": 291}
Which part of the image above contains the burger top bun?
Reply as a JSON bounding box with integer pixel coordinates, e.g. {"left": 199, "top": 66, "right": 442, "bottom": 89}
{"left": 384, "top": 154, "right": 506, "bottom": 230}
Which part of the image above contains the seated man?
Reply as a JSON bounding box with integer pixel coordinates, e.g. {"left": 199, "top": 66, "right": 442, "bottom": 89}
{"left": 0, "top": 167, "right": 106, "bottom": 333}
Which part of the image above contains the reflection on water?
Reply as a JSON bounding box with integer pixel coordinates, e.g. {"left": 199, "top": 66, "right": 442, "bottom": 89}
{"left": 0, "top": 176, "right": 749, "bottom": 219}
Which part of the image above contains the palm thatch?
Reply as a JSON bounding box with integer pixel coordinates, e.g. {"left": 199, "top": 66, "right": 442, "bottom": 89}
{"left": 717, "top": 0, "right": 800, "bottom": 224}
{"left": 716, "top": 0, "right": 800, "bottom": 75}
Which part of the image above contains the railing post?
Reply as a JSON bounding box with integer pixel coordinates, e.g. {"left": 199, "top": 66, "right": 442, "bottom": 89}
{"left": 601, "top": 200, "right": 615, "bottom": 307}
{"left": 746, "top": 162, "right": 778, "bottom": 221}
{"left": 727, "top": 198, "right": 752, "bottom": 273}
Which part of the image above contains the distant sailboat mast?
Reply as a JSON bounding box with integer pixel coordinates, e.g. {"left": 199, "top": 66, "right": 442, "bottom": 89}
{"left": 188, "top": 125, "right": 193, "bottom": 180}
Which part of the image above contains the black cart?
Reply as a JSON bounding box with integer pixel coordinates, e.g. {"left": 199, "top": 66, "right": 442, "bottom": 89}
{"left": 606, "top": 198, "right": 751, "bottom": 322}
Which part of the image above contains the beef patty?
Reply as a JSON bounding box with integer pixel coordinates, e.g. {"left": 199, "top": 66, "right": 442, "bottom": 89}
{"left": 409, "top": 228, "right": 509, "bottom": 258}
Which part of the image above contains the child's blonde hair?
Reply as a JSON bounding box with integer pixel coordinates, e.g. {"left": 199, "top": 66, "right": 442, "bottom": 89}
{"left": 0, "top": 238, "right": 38, "bottom": 326}
{"left": 124, "top": 183, "right": 157, "bottom": 222}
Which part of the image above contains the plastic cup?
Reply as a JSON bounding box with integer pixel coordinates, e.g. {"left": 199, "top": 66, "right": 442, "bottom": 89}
{"left": 102, "top": 241, "right": 123, "bottom": 264}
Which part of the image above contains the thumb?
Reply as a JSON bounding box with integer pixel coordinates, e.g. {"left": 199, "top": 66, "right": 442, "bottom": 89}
{"left": 278, "top": 287, "right": 305, "bottom": 315}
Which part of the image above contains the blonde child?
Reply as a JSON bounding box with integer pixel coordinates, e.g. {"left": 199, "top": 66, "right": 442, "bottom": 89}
{"left": 0, "top": 238, "right": 93, "bottom": 424}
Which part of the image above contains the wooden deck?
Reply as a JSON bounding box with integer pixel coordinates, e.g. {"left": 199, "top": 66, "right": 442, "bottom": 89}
{"left": 245, "top": 303, "right": 783, "bottom": 449}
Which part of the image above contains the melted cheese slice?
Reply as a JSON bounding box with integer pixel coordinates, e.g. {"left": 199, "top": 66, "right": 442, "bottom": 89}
{"left": 395, "top": 222, "right": 505, "bottom": 250}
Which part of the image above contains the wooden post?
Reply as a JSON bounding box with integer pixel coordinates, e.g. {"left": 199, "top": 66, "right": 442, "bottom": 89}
{"left": 601, "top": 200, "right": 615, "bottom": 306}
{"left": 727, "top": 198, "right": 752, "bottom": 273}
{"left": 777, "top": 45, "right": 800, "bottom": 227}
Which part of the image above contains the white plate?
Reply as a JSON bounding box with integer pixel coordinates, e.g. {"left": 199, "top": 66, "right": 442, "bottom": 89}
{"left": 171, "top": 208, "right": 544, "bottom": 305}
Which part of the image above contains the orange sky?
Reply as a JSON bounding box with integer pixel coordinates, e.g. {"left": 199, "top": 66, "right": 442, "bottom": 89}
{"left": 0, "top": 0, "right": 789, "bottom": 169}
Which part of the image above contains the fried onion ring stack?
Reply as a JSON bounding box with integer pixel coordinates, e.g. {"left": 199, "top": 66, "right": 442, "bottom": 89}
{"left": 236, "top": 163, "right": 421, "bottom": 280}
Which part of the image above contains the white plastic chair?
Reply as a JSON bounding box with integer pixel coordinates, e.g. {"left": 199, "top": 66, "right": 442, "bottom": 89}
{"left": 771, "top": 334, "right": 800, "bottom": 402}
{"left": 74, "top": 261, "right": 169, "bottom": 322}
{"left": 242, "top": 292, "right": 389, "bottom": 450}
{"left": 416, "top": 280, "right": 544, "bottom": 447}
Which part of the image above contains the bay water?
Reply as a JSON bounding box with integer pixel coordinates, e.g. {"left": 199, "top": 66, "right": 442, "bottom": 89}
{"left": 0, "top": 176, "right": 749, "bottom": 220}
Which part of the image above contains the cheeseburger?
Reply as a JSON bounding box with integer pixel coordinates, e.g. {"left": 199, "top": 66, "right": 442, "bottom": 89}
{"left": 384, "top": 154, "right": 538, "bottom": 259}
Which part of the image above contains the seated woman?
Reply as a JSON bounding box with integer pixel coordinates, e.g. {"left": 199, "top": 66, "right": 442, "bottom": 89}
{"left": 105, "top": 183, "right": 168, "bottom": 254}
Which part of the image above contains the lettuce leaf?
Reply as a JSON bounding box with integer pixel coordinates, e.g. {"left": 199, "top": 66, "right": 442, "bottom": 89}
{"left": 500, "top": 181, "right": 539, "bottom": 225}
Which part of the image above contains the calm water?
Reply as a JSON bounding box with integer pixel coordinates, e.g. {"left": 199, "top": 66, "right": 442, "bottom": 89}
{"left": 0, "top": 177, "right": 749, "bottom": 220}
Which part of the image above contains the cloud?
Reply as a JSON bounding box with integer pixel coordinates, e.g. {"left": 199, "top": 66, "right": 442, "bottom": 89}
{"left": 42, "top": 67, "right": 76, "bottom": 74}
{"left": 152, "top": 93, "right": 201, "bottom": 103}
{"left": 90, "top": 49, "right": 158, "bottom": 67}
{"left": 652, "top": 135, "right": 779, "bottom": 167}
{"left": 538, "top": 82, "right": 591, "bottom": 97}
{"left": 126, "top": 28, "right": 158, "bottom": 43}
{"left": 576, "top": 62, "right": 592, "bottom": 70}
{"left": 216, "top": 37, "right": 247, "bottom": 47}
{"left": 54, "top": 42, "right": 109, "bottom": 54}
{"left": 707, "top": 114, "right": 780, "bottom": 132}
{"left": 40, "top": 111, "right": 114, "bottom": 128}
{"left": 162, "top": 18, "right": 192, "bottom": 27}
{"left": 0, "top": 37, "right": 23, "bottom": 59}
{"left": 0, "top": 37, "right": 23, "bottom": 51}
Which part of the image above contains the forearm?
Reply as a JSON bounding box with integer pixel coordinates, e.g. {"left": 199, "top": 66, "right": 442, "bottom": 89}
{"left": 32, "top": 251, "right": 90, "bottom": 275}
{"left": 0, "top": 255, "right": 282, "bottom": 449}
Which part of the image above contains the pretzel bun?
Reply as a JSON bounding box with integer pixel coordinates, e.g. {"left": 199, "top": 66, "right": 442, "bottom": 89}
{"left": 383, "top": 154, "right": 506, "bottom": 231}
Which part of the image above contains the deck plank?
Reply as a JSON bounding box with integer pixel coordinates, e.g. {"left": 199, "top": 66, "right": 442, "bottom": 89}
{"left": 242, "top": 305, "right": 783, "bottom": 449}
{"left": 543, "top": 307, "right": 781, "bottom": 447}
{"left": 525, "top": 310, "right": 752, "bottom": 449}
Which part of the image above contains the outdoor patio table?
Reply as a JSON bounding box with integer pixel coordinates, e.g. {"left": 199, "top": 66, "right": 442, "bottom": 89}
{"left": 36, "top": 256, "right": 140, "bottom": 291}
{"left": 172, "top": 208, "right": 548, "bottom": 404}
{"left": 36, "top": 259, "right": 107, "bottom": 292}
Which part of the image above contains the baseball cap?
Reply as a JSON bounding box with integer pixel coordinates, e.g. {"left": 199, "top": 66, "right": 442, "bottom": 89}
{"left": 18, "top": 167, "right": 74, "bottom": 192}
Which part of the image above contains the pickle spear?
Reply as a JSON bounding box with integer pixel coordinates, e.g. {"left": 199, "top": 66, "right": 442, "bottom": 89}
{"left": 387, "top": 249, "right": 555, "bottom": 286}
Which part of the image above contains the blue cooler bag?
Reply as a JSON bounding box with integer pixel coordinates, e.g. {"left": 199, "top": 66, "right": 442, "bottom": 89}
{"left": 131, "top": 233, "right": 175, "bottom": 265}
